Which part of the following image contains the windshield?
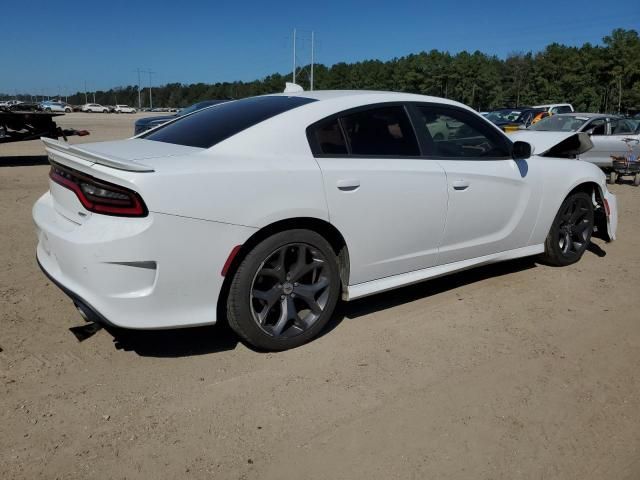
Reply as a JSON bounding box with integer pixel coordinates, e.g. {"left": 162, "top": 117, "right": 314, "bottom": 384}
{"left": 485, "top": 109, "right": 522, "bottom": 123}
{"left": 530, "top": 115, "right": 588, "bottom": 132}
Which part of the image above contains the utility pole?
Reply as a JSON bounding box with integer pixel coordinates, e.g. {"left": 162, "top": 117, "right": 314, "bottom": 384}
{"left": 136, "top": 68, "right": 142, "bottom": 109}
{"left": 93, "top": 91, "right": 96, "bottom": 103}
{"left": 618, "top": 76, "right": 622, "bottom": 114}
{"left": 147, "top": 70, "right": 155, "bottom": 109}
{"left": 292, "top": 28, "right": 296, "bottom": 84}
{"left": 84, "top": 80, "right": 88, "bottom": 104}
{"left": 310, "top": 31, "right": 315, "bottom": 91}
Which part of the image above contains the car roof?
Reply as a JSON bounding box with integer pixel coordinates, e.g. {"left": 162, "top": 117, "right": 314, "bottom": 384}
{"left": 268, "top": 89, "right": 465, "bottom": 107}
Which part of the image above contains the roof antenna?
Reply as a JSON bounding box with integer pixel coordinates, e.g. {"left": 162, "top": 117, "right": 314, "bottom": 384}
{"left": 284, "top": 83, "right": 304, "bottom": 93}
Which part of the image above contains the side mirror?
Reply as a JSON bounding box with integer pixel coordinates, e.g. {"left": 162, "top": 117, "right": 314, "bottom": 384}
{"left": 512, "top": 141, "right": 531, "bottom": 160}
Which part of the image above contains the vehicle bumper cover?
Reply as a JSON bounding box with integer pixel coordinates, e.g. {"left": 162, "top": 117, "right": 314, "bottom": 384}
{"left": 603, "top": 188, "right": 618, "bottom": 241}
{"left": 33, "top": 192, "right": 256, "bottom": 329}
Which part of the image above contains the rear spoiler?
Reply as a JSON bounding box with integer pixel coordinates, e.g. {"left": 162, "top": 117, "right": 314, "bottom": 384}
{"left": 509, "top": 131, "right": 593, "bottom": 158}
{"left": 41, "top": 137, "right": 155, "bottom": 172}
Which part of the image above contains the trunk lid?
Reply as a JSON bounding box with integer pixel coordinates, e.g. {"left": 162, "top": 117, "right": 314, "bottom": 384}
{"left": 42, "top": 138, "right": 202, "bottom": 224}
{"left": 42, "top": 137, "right": 204, "bottom": 172}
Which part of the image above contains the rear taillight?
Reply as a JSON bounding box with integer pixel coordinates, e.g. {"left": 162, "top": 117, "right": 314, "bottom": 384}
{"left": 49, "top": 162, "right": 148, "bottom": 217}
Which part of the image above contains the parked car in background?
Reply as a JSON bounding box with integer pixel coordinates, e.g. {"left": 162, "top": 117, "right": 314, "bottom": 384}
{"left": 133, "top": 100, "right": 227, "bottom": 135}
{"left": 533, "top": 103, "right": 574, "bottom": 114}
{"left": 40, "top": 100, "right": 72, "bottom": 113}
{"left": 523, "top": 113, "right": 640, "bottom": 168}
{"left": 485, "top": 107, "right": 549, "bottom": 132}
{"left": 36, "top": 91, "right": 616, "bottom": 351}
{"left": 0, "top": 99, "right": 24, "bottom": 108}
{"left": 114, "top": 104, "right": 136, "bottom": 113}
{"left": 81, "top": 103, "right": 109, "bottom": 113}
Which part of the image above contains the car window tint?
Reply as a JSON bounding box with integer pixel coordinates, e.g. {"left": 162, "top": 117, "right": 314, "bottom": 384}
{"left": 143, "top": 96, "right": 316, "bottom": 148}
{"left": 414, "top": 106, "right": 510, "bottom": 158}
{"left": 587, "top": 119, "right": 606, "bottom": 135}
{"left": 339, "top": 106, "right": 419, "bottom": 156}
{"left": 610, "top": 119, "right": 635, "bottom": 135}
{"left": 310, "top": 118, "right": 348, "bottom": 155}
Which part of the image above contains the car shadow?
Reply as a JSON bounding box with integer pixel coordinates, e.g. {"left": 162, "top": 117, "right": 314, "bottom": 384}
{"left": 586, "top": 241, "right": 607, "bottom": 258}
{"left": 0, "top": 155, "right": 49, "bottom": 167}
{"left": 322, "top": 257, "right": 538, "bottom": 332}
{"left": 105, "top": 322, "right": 240, "bottom": 357}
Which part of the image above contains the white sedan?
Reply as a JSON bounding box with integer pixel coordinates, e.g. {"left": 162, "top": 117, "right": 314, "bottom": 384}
{"left": 34, "top": 91, "right": 618, "bottom": 351}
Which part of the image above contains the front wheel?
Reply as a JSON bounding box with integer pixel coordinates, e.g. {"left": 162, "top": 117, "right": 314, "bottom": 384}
{"left": 608, "top": 171, "right": 617, "bottom": 184}
{"left": 634, "top": 173, "right": 640, "bottom": 187}
{"left": 226, "top": 230, "right": 341, "bottom": 351}
{"left": 539, "top": 191, "right": 594, "bottom": 266}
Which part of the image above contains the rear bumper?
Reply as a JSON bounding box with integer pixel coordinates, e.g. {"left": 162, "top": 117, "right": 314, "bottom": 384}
{"left": 34, "top": 192, "right": 256, "bottom": 329}
{"left": 37, "top": 256, "right": 117, "bottom": 328}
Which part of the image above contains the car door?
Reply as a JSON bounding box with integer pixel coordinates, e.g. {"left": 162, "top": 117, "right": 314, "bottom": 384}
{"left": 410, "top": 104, "right": 542, "bottom": 265}
{"left": 580, "top": 117, "right": 621, "bottom": 167}
{"left": 310, "top": 104, "right": 448, "bottom": 285}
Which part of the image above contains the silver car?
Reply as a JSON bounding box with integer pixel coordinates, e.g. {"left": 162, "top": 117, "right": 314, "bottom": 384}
{"left": 529, "top": 113, "right": 640, "bottom": 168}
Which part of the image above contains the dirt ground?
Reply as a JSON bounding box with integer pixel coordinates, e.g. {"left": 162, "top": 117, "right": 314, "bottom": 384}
{"left": 1, "top": 113, "right": 639, "bottom": 479}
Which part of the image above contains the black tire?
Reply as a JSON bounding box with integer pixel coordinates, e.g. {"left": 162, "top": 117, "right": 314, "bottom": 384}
{"left": 64, "top": 108, "right": 71, "bottom": 113}
{"left": 608, "top": 171, "right": 617, "bottom": 184}
{"left": 227, "top": 230, "right": 341, "bottom": 351}
{"left": 634, "top": 174, "right": 640, "bottom": 187}
{"left": 539, "top": 191, "right": 594, "bottom": 266}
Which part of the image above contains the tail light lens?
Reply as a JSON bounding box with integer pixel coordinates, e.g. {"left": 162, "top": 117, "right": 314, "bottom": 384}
{"left": 49, "top": 162, "right": 148, "bottom": 217}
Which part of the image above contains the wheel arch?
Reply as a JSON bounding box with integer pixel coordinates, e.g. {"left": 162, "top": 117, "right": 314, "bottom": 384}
{"left": 565, "top": 180, "right": 611, "bottom": 241}
{"left": 216, "top": 217, "right": 351, "bottom": 323}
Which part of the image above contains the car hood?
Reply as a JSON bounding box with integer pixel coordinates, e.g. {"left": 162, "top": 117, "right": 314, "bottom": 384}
{"left": 509, "top": 130, "right": 593, "bottom": 157}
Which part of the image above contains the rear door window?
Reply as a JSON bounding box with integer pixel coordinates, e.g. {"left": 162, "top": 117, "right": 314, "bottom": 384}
{"left": 339, "top": 106, "right": 420, "bottom": 156}
{"left": 143, "top": 96, "right": 316, "bottom": 148}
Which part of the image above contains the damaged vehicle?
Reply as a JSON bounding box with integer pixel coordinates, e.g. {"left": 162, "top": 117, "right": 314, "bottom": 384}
{"left": 524, "top": 113, "right": 640, "bottom": 168}
{"left": 33, "top": 91, "right": 617, "bottom": 351}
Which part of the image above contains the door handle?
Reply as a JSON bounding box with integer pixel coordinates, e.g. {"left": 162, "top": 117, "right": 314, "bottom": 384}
{"left": 452, "top": 180, "right": 470, "bottom": 191}
{"left": 337, "top": 179, "right": 360, "bottom": 191}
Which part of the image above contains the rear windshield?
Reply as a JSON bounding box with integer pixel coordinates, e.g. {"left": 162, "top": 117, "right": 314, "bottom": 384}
{"left": 142, "top": 96, "right": 316, "bottom": 148}
{"left": 530, "top": 115, "right": 587, "bottom": 132}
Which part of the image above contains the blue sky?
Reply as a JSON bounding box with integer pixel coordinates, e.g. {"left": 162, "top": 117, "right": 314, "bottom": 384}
{"left": 2, "top": 0, "right": 639, "bottom": 95}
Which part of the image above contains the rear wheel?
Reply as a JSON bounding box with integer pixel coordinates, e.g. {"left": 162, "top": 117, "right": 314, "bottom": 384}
{"left": 227, "top": 230, "right": 341, "bottom": 351}
{"left": 634, "top": 173, "right": 640, "bottom": 187}
{"left": 608, "top": 171, "right": 617, "bottom": 184}
{"left": 539, "top": 192, "right": 594, "bottom": 266}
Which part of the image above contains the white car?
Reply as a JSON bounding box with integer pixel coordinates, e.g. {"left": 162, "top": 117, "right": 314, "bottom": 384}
{"left": 41, "top": 101, "right": 72, "bottom": 113}
{"left": 33, "top": 91, "right": 618, "bottom": 351}
{"left": 81, "top": 103, "right": 109, "bottom": 113}
{"left": 518, "top": 113, "right": 640, "bottom": 169}
{"left": 114, "top": 104, "right": 136, "bottom": 114}
{"left": 533, "top": 103, "right": 574, "bottom": 114}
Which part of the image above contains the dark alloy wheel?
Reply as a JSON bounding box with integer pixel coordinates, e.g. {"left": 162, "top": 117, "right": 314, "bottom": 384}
{"left": 539, "top": 191, "right": 594, "bottom": 266}
{"left": 227, "top": 230, "right": 341, "bottom": 351}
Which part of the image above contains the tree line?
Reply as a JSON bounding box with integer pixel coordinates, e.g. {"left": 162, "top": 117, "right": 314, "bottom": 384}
{"left": 4, "top": 28, "right": 640, "bottom": 114}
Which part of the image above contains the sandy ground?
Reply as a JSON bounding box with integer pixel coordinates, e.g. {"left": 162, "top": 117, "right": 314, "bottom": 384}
{"left": 1, "top": 113, "right": 639, "bottom": 479}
